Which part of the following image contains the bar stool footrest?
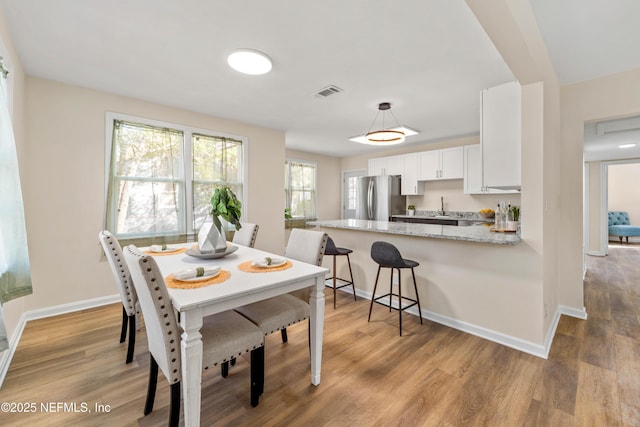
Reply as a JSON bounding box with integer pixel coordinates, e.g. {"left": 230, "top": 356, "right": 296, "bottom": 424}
{"left": 324, "top": 277, "right": 354, "bottom": 290}
{"left": 372, "top": 293, "right": 418, "bottom": 312}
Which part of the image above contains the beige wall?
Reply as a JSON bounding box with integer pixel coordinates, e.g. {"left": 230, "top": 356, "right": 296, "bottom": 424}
{"left": 0, "top": 8, "right": 28, "bottom": 342}
{"left": 285, "top": 149, "right": 341, "bottom": 220}
{"left": 608, "top": 162, "right": 640, "bottom": 225}
{"left": 560, "top": 67, "right": 640, "bottom": 308}
{"left": 21, "top": 77, "right": 285, "bottom": 312}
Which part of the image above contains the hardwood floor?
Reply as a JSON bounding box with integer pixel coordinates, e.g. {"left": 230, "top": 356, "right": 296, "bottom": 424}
{"left": 1, "top": 245, "right": 639, "bottom": 426}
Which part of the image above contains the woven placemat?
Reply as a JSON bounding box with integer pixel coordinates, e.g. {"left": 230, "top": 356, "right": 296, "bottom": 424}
{"left": 165, "top": 269, "right": 231, "bottom": 289}
{"left": 238, "top": 260, "right": 292, "bottom": 273}
{"left": 144, "top": 247, "right": 187, "bottom": 256}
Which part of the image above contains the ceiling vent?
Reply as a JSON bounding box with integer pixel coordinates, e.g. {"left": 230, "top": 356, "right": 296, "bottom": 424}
{"left": 596, "top": 116, "right": 640, "bottom": 135}
{"left": 315, "top": 85, "right": 343, "bottom": 98}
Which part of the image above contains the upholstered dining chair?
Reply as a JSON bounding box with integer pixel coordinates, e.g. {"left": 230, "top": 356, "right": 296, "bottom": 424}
{"left": 98, "top": 230, "right": 138, "bottom": 364}
{"left": 232, "top": 222, "right": 259, "bottom": 248}
{"left": 124, "top": 245, "right": 265, "bottom": 426}
{"left": 234, "top": 228, "right": 328, "bottom": 344}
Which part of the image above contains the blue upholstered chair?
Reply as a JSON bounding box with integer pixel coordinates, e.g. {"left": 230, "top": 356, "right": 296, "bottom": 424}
{"left": 608, "top": 211, "right": 640, "bottom": 243}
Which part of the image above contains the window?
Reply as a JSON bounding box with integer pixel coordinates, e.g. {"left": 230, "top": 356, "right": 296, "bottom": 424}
{"left": 105, "top": 114, "right": 245, "bottom": 242}
{"left": 285, "top": 159, "right": 317, "bottom": 219}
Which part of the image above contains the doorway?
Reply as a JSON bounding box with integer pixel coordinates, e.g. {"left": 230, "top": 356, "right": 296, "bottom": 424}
{"left": 342, "top": 169, "right": 367, "bottom": 219}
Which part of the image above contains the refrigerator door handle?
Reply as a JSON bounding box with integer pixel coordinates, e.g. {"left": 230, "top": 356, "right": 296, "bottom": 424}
{"left": 367, "top": 180, "right": 374, "bottom": 220}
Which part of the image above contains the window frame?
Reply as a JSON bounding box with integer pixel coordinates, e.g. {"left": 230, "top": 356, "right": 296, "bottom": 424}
{"left": 104, "top": 112, "right": 249, "bottom": 241}
{"left": 285, "top": 158, "right": 318, "bottom": 220}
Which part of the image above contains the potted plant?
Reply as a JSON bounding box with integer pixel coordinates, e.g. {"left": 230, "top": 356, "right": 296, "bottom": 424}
{"left": 211, "top": 186, "right": 242, "bottom": 238}
{"left": 198, "top": 186, "right": 242, "bottom": 252}
{"left": 407, "top": 205, "right": 416, "bottom": 216}
{"left": 507, "top": 205, "right": 520, "bottom": 231}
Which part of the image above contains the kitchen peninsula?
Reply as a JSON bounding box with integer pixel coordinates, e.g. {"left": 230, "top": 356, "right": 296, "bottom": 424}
{"left": 309, "top": 218, "right": 520, "bottom": 245}
{"left": 308, "top": 218, "right": 549, "bottom": 357}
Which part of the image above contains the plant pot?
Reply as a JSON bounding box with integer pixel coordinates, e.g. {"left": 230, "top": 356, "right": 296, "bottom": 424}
{"left": 407, "top": 210, "right": 415, "bottom": 216}
{"left": 198, "top": 216, "right": 228, "bottom": 253}
{"left": 506, "top": 220, "right": 519, "bottom": 231}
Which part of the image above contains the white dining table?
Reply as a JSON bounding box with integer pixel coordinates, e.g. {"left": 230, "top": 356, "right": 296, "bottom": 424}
{"left": 147, "top": 243, "right": 328, "bottom": 427}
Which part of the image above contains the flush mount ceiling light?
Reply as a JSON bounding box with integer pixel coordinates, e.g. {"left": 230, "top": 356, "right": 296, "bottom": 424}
{"left": 227, "top": 49, "right": 272, "bottom": 75}
{"left": 349, "top": 102, "right": 418, "bottom": 145}
{"left": 618, "top": 143, "right": 637, "bottom": 148}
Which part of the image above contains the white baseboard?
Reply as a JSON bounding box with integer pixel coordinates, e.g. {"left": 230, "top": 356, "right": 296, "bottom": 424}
{"left": 0, "top": 294, "right": 120, "bottom": 389}
{"left": 587, "top": 251, "right": 606, "bottom": 257}
{"left": 348, "top": 288, "right": 588, "bottom": 359}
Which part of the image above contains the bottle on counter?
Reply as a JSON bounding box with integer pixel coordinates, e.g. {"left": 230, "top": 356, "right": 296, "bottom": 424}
{"left": 495, "top": 203, "right": 503, "bottom": 230}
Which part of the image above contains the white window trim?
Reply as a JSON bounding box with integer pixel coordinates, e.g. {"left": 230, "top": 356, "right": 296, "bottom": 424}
{"left": 104, "top": 112, "right": 249, "bottom": 235}
{"left": 285, "top": 157, "right": 318, "bottom": 220}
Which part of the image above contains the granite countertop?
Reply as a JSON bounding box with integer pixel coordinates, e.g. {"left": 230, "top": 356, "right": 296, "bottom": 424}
{"left": 307, "top": 219, "right": 521, "bottom": 245}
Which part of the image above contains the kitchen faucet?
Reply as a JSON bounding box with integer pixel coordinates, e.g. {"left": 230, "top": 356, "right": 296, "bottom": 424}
{"left": 439, "top": 196, "right": 445, "bottom": 216}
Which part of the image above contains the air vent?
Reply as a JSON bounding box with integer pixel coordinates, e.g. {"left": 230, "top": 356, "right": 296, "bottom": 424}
{"left": 315, "top": 85, "right": 343, "bottom": 98}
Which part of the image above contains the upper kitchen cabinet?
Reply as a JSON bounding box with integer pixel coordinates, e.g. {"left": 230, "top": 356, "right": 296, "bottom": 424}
{"left": 417, "top": 147, "right": 463, "bottom": 181}
{"left": 481, "top": 81, "right": 521, "bottom": 190}
{"left": 464, "top": 144, "right": 519, "bottom": 194}
{"left": 368, "top": 155, "right": 403, "bottom": 176}
{"left": 401, "top": 153, "right": 423, "bottom": 195}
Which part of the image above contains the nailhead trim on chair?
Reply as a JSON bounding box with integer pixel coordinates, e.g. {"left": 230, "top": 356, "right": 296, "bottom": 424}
{"left": 103, "top": 232, "right": 137, "bottom": 315}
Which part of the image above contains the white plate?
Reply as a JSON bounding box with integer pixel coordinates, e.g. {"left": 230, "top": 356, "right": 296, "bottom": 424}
{"left": 252, "top": 258, "right": 287, "bottom": 268}
{"left": 185, "top": 245, "right": 238, "bottom": 259}
{"left": 174, "top": 270, "right": 221, "bottom": 282}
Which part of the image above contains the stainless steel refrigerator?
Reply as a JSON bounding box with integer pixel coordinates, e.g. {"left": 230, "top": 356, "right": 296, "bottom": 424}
{"left": 355, "top": 175, "right": 406, "bottom": 221}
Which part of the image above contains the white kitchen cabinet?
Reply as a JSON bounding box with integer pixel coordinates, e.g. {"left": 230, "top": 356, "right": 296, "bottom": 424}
{"left": 417, "top": 147, "right": 463, "bottom": 181}
{"left": 464, "top": 144, "right": 519, "bottom": 194}
{"left": 401, "top": 153, "right": 423, "bottom": 195}
{"left": 368, "top": 155, "right": 403, "bottom": 176}
{"left": 481, "top": 81, "right": 521, "bottom": 190}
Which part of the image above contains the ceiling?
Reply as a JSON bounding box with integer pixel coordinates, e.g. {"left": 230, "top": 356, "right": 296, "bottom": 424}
{"left": 1, "top": 1, "right": 639, "bottom": 158}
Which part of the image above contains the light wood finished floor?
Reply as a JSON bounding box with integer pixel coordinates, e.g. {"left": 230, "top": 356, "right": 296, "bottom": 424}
{"left": 1, "top": 245, "right": 639, "bottom": 426}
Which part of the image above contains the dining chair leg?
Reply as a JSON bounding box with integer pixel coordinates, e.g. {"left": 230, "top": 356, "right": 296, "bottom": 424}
{"left": 126, "top": 314, "right": 136, "bottom": 364}
{"left": 120, "top": 306, "right": 128, "bottom": 343}
{"left": 250, "top": 347, "right": 264, "bottom": 407}
{"left": 169, "top": 382, "right": 180, "bottom": 427}
{"left": 368, "top": 266, "right": 382, "bottom": 322}
{"left": 412, "top": 268, "right": 423, "bottom": 324}
{"left": 398, "top": 268, "right": 402, "bottom": 336}
{"left": 280, "top": 328, "right": 288, "bottom": 343}
{"left": 144, "top": 355, "right": 158, "bottom": 415}
{"left": 346, "top": 254, "right": 357, "bottom": 301}
{"left": 221, "top": 361, "right": 229, "bottom": 378}
{"left": 230, "top": 357, "right": 236, "bottom": 366}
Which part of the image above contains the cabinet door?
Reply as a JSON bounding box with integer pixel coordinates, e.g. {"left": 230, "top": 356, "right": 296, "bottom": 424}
{"left": 401, "top": 153, "right": 423, "bottom": 195}
{"left": 464, "top": 144, "right": 484, "bottom": 194}
{"left": 368, "top": 157, "right": 386, "bottom": 175}
{"left": 481, "top": 81, "right": 521, "bottom": 189}
{"left": 440, "top": 147, "right": 463, "bottom": 180}
{"left": 385, "top": 155, "right": 404, "bottom": 176}
{"left": 417, "top": 151, "right": 440, "bottom": 180}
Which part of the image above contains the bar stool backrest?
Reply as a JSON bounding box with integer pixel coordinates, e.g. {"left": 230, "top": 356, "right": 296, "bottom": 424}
{"left": 371, "top": 241, "right": 405, "bottom": 268}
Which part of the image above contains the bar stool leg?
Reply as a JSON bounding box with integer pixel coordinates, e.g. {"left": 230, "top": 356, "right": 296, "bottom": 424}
{"left": 398, "top": 268, "right": 402, "bottom": 336}
{"left": 411, "top": 268, "right": 423, "bottom": 324}
{"left": 368, "top": 266, "right": 382, "bottom": 322}
{"left": 346, "top": 254, "right": 357, "bottom": 301}
{"left": 332, "top": 254, "right": 337, "bottom": 309}
{"left": 388, "top": 268, "right": 393, "bottom": 313}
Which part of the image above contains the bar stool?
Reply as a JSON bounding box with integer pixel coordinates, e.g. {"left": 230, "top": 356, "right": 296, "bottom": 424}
{"left": 368, "top": 241, "right": 423, "bottom": 336}
{"left": 324, "top": 236, "right": 357, "bottom": 309}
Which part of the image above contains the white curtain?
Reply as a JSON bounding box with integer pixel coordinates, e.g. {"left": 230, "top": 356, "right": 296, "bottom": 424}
{"left": 0, "top": 74, "right": 33, "bottom": 351}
